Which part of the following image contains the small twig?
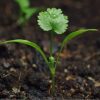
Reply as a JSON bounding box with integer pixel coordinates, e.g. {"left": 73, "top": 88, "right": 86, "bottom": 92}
{"left": 84, "top": 51, "right": 100, "bottom": 61}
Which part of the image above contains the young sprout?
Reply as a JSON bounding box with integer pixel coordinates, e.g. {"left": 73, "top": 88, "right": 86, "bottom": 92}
{"left": 0, "top": 8, "right": 97, "bottom": 96}
{"left": 15, "top": 0, "right": 38, "bottom": 25}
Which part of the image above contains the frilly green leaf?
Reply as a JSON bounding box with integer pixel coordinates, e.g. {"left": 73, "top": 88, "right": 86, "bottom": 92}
{"left": 38, "top": 8, "right": 69, "bottom": 34}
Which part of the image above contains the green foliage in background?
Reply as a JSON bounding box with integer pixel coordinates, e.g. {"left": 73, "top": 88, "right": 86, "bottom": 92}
{"left": 15, "top": 0, "right": 38, "bottom": 25}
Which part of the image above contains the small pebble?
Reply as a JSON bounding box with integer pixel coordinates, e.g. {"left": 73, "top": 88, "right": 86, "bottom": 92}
{"left": 12, "top": 87, "right": 20, "bottom": 94}
{"left": 63, "top": 90, "right": 65, "bottom": 93}
{"left": 87, "top": 64, "right": 91, "bottom": 68}
{"left": 70, "top": 88, "right": 75, "bottom": 93}
{"left": 10, "top": 68, "right": 16, "bottom": 72}
{"left": 32, "top": 64, "right": 37, "bottom": 68}
{"left": 65, "top": 75, "right": 76, "bottom": 81}
{"left": 48, "top": 80, "right": 52, "bottom": 83}
{"left": 3, "top": 62, "right": 10, "bottom": 68}
{"left": 64, "top": 69, "right": 68, "bottom": 73}
{"left": 22, "top": 56, "right": 26, "bottom": 60}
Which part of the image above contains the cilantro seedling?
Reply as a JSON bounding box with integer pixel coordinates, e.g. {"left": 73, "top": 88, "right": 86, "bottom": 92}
{"left": 0, "top": 8, "right": 97, "bottom": 96}
{"left": 15, "top": 0, "right": 38, "bottom": 25}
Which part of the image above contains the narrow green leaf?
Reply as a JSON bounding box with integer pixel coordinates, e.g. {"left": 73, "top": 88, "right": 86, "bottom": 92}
{"left": 56, "top": 29, "right": 98, "bottom": 66}
{"left": 0, "top": 39, "right": 49, "bottom": 66}
{"left": 15, "top": 0, "right": 30, "bottom": 9}
{"left": 25, "top": 8, "right": 38, "bottom": 19}
{"left": 61, "top": 29, "right": 98, "bottom": 50}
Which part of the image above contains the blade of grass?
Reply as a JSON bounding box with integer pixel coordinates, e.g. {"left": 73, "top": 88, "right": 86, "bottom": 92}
{"left": 61, "top": 29, "right": 97, "bottom": 49}
{"left": 0, "top": 39, "right": 49, "bottom": 66}
{"left": 56, "top": 29, "right": 98, "bottom": 65}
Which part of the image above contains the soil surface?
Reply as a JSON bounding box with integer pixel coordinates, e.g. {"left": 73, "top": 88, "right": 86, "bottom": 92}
{"left": 0, "top": 0, "right": 100, "bottom": 99}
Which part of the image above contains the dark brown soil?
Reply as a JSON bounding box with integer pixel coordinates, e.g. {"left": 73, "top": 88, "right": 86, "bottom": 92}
{"left": 0, "top": 0, "right": 100, "bottom": 99}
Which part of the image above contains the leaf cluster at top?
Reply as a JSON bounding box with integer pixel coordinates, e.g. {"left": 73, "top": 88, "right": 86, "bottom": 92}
{"left": 15, "top": 0, "right": 37, "bottom": 25}
{"left": 38, "top": 8, "right": 69, "bottom": 34}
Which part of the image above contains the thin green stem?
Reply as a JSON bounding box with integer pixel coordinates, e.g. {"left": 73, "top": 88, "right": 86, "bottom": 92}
{"left": 49, "top": 57, "right": 56, "bottom": 96}
{"left": 50, "top": 32, "right": 53, "bottom": 56}
{"left": 50, "top": 46, "right": 63, "bottom": 96}
{"left": 51, "top": 72, "right": 55, "bottom": 96}
{"left": 55, "top": 46, "right": 63, "bottom": 67}
{"left": 49, "top": 31, "right": 56, "bottom": 96}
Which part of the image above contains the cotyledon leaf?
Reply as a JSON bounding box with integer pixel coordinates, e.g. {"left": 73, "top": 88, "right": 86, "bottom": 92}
{"left": 61, "top": 29, "right": 98, "bottom": 50}
{"left": 0, "top": 39, "right": 49, "bottom": 66}
{"left": 56, "top": 29, "right": 98, "bottom": 66}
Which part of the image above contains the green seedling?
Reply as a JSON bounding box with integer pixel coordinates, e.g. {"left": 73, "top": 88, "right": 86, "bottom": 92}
{"left": 15, "top": 0, "right": 38, "bottom": 25}
{"left": 0, "top": 8, "right": 97, "bottom": 96}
